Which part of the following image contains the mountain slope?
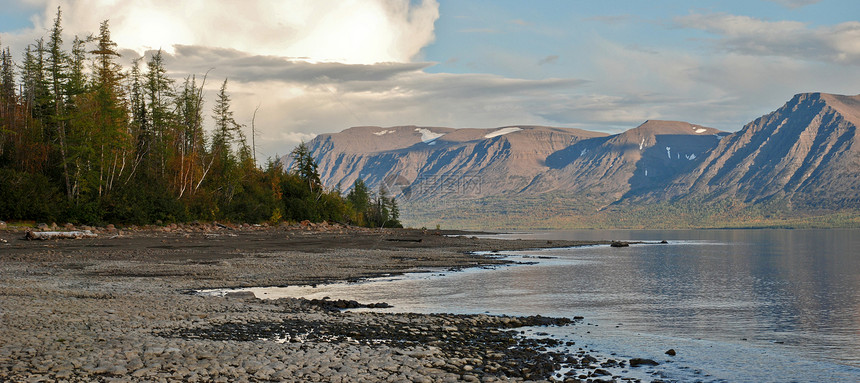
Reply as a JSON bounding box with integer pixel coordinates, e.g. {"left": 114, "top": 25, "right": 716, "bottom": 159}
{"left": 294, "top": 125, "right": 607, "bottom": 199}
{"left": 658, "top": 93, "right": 860, "bottom": 209}
{"left": 535, "top": 120, "right": 726, "bottom": 201}
{"left": 287, "top": 92, "right": 860, "bottom": 228}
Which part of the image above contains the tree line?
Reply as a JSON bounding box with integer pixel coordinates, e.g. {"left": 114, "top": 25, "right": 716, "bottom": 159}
{"left": 0, "top": 8, "right": 400, "bottom": 228}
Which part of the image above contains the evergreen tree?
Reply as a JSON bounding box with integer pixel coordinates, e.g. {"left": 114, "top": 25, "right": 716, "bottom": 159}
{"left": 347, "top": 178, "right": 370, "bottom": 213}
{"left": 208, "top": 78, "right": 245, "bottom": 205}
{"left": 87, "top": 20, "right": 129, "bottom": 199}
{"left": 0, "top": 43, "right": 14, "bottom": 101}
{"left": 66, "top": 36, "right": 88, "bottom": 98}
{"left": 18, "top": 42, "right": 51, "bottom": 173}
{"left": 127, "top": 57, "right": 149, "bottom": 182}
{"left": 174, "top": 74, "right": 206, "bottom": 197}
{"left": 47, "top": 6, "right": 72, "bottom": 199}
{"left": 145, "top": 49, "right": 174, "bottom": 178}
{"left": 0, "top": 40, "right": 15, "bottom": 158}
{"left": 21, "top": 40, "right": 51, "bottom": 125}
{"left": 64, "top": 35, "right": 89, "bottom": 199}
{"left": 290, "top": 141, "right": 321, "bottom": 192}
{"left": 367, "top": 186, "right": 402, "bottom": 228}
{"left": 211, "top": 79, "right": 241, "bottom": 157}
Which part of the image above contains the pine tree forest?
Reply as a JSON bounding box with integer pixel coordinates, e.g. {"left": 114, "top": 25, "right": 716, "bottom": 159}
{"left": 0, "top": 8, "right": 400, "bottom": 228}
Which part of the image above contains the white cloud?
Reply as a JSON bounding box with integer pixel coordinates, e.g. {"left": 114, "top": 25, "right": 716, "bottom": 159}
{"left": 676, "top": 13, "right": 860, "bottom": 65}
{"left": 0, "top": 0, "right": 446, "bottom": 161}
{"left": 182, "top": 53, "right": 590, "bottom": 160}
{"left": 163, "top": 45, "right": 433, "bottom": 84}
{"left": 277, "top": 131, "right": 318, "bottom": 146}
{"left": 18, "top": 0, "right": 439, "bottom": 64}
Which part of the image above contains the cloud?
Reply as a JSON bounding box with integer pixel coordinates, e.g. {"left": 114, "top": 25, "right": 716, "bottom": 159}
{"left": 0, "top": 0, "right": 447, "bottom": 160}
{"left": 17, "top": 0, "right": 440, "bottom": 64}
{"left": 538, "top": 55, "right": 559, "bottom": 65}
{"left": 223, "top": 70, "right": 590, "bottom": 159}
{"left": 675, "top": 13, "right": 860, "bottom": 65}
{"left": 538, "top": 35, "right": 842, "bottom": 130}
{"left": 131, "top": 45, "right": 589, "bottom": 160}
{"left": 764, "top": 0, "right": 822, "bottom": 8}
{"left": 164, "top": 46, "right": 432, "bottom": 84}
{"left": 277, "top": 132, "right": 318, "bottom": 146}
{"left": 0, "top": 0, "right": 592, "bottom": 162}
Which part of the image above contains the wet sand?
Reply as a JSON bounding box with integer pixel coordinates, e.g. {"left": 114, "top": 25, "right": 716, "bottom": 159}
{"left": 0, "top": 223, "right": 637, "bottom": 382}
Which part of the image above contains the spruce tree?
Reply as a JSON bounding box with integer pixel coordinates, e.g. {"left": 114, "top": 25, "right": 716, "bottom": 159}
{"left": 145, "top": 49, "right": 174, "bottom": 177}
{"left": 347, "top": 178, "right": 370, "bottom": 213}
{"left": 290, "top": 141, "right": 321, "bottom": 192}
{"left": 47, "top": 6, "right": 72, "bottom": 199}
{"left": 88, "top": 20, "right": 129, "bottom": 198}
{"left": 0, "top": 41, "right": 12, "bottom": 158}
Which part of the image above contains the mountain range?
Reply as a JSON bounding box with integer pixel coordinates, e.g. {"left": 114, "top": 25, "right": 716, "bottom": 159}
{"left": 289, "top": 93, "right": 860, "bottom": 228}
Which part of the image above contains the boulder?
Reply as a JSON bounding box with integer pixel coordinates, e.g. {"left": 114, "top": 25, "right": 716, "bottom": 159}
{"left": 628, "top": 358, "right": 659, "bottom": 367}
{"left": 225, "top": 291, "right": 257, "bottom": 300}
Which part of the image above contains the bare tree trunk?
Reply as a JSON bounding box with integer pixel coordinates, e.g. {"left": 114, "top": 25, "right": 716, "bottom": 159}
{"left": 251, "top": 104, "right": 259, "bottom": 164}
{"left": 195, "top": 151, "right": 216, "bottom": 191}
{"left": 52, "top": 71, "right": 72, "bottom": 198}
{"left": 26, "top": 230, "right": 97, "bottom": 240}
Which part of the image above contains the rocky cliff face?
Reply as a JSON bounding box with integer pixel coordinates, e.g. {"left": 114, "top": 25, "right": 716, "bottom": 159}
{"left": 657, "top": 93, "right": 860, "bottom": 208}
{"left": 294, "top": 121, "right": 728, "bottom": 203}
{"left": 296, "top": 125, "right": 607, "bottom": 200}
{"left": 538, "top": 120, "right": 727, "bottom": 201}
{"left": 288, "top": 93, "right": 860, "bottom": 224}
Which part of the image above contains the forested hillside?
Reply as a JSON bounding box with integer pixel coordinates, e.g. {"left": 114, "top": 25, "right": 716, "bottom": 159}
{"left": 0, "top": 8, "right": 399, "bottom": 227}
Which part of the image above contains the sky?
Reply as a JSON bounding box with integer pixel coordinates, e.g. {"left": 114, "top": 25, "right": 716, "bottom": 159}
{"left": 1, "top": 0, "right": 859, "bottom": 161}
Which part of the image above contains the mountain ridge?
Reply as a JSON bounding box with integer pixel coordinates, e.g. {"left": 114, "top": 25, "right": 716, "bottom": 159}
{"left": 654, "top": 92, "right": 860, "bottom": 208}
{"left": 289, "top": 92, "right": 860, "bottom": 228}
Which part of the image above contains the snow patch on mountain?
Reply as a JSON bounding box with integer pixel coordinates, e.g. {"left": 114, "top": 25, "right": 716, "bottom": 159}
{"left": 484, "top": 127, "right": 522, "bottom": 139}
{"left": 415, "top": 128, "right": 445, "bottom": 144}
{"left": 373, "top": 130, "right": 393, "bottom": 136}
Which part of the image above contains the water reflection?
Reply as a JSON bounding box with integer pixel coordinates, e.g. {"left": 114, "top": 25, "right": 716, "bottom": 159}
{"left": 242, "top": 229, "right": 860, "bottom": 380}
{"left": 497, "top": 230, "right": 860, "bottom": 366}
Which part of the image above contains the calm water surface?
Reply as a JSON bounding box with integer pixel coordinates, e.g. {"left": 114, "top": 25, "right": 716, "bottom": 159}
{"left": 240, "top": 229, "right": 860, "bottom": 382}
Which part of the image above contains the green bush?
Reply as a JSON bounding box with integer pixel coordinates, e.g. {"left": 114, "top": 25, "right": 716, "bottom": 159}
{"left": 0, "top": 169, "right": 64, "bottom": 222}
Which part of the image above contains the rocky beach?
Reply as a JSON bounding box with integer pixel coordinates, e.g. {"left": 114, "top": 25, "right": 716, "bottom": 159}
{"left": 0, "top": 222, "right": 650, "bottom": 382}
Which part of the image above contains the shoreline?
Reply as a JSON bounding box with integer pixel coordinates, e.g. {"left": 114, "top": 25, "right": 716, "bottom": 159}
{"left": 0, "top": 225, "right": 642, "bottom": 382}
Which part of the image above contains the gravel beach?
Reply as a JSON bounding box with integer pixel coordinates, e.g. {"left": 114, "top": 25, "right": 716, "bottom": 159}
{"left": 0, "top": 222, "right": 641, "bottom": 382}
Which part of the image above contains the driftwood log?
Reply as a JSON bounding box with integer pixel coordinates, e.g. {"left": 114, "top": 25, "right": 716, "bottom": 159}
{"left": 24, "top": 230, "right": 98, "bottom": 240}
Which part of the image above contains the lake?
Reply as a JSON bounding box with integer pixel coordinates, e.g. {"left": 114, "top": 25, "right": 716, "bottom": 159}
{"left": 244, "top": 229, "right": 860, "bottom": 382}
